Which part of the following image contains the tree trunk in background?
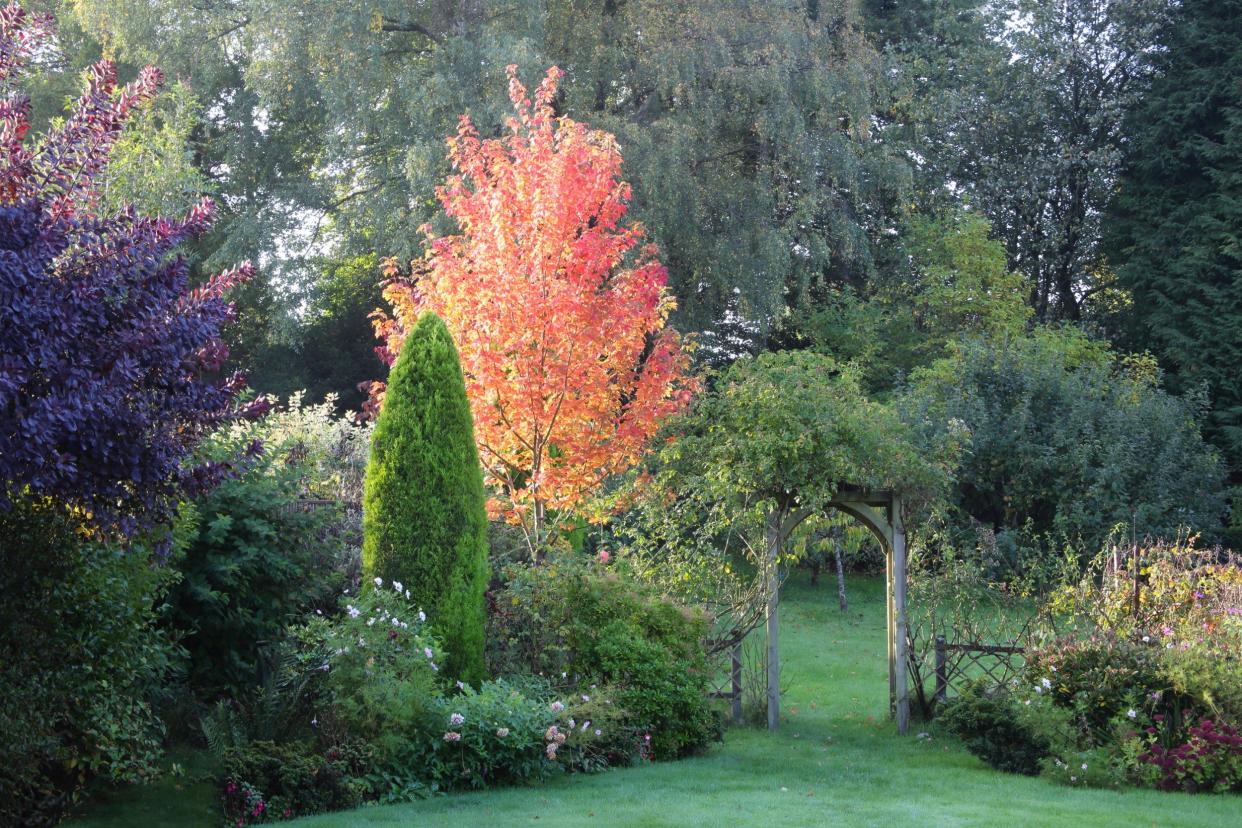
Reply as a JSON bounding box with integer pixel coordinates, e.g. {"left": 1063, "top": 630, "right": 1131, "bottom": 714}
{"left": 834, "top": 532, "right": 848, "bottom": 613}
{"left": 765, "top": 510, "right": 781, "bottom": 731}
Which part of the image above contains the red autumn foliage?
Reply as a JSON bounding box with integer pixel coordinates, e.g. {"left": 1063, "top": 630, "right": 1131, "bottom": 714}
{"left": 372, "top": 65, "right": 695, "bottom": 539}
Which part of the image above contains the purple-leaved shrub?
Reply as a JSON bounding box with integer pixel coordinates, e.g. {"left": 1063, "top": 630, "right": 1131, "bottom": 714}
{"left": 0, "top": 3, "right": 263, "bottom": 538}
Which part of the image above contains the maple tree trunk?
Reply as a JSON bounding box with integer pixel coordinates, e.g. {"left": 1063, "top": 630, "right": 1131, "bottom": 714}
{"left": 531, "top": 498, "right": 547, "bottom": 562}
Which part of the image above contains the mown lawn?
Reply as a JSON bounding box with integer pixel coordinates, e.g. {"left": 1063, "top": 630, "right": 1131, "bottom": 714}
{"left": 69, "top": 573, "right": 1238, "bottom": 827}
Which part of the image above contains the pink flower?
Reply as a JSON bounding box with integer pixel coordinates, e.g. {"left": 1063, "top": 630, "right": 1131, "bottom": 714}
{"left": 450, "top": 712, "right": 465, "bottom": 726}
{"left": 443, "top": 731, "right": 462, "bottom": 742}
{"left": 598, "top": 549, "right": 610, "bottom": 564}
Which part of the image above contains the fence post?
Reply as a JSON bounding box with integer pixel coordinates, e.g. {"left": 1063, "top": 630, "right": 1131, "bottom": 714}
{"left": 934, "top": 636, "right": 948, "bottom": 703}
{"left": 730, "top": 641, "right": 743, "bottom": 725}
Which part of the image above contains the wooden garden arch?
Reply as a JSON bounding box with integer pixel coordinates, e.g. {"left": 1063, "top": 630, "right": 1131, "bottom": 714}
{"left": 763, "top": 487, "right": 910, "bottom": 736}
{"left": 827, "top": 488, "right": 909, "bottom": 735}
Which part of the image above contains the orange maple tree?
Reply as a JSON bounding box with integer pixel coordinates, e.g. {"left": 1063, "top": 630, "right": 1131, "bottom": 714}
{"left": 373, "top": 65, "right": 696, "bottom": 548}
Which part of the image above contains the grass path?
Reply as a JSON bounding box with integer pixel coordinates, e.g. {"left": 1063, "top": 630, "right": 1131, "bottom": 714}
{"left": 70, "top": 574, "right": 1239, "bottom": 826}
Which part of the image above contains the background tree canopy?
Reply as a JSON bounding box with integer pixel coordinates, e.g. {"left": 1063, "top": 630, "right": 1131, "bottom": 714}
{"left": 58, "top": 0, "right": 906, "bottom": 376}
{"left": 38, "top": 0, "right": 1242, "bottom": 514}
{"left": 901, "top": 330, "right": 1227, "bottom": 569}
{"left": 1105, "top": 0, "right": 1242, "bottom": 476}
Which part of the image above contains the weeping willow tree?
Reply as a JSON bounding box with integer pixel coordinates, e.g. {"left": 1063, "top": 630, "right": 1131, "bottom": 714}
{"left": 60, "top": 0, "right": 907, "bottom": 367}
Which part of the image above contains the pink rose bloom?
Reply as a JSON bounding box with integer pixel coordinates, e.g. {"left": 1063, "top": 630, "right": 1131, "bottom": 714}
{"left": 598, "top": 549, "right": 610, "bottom": 563}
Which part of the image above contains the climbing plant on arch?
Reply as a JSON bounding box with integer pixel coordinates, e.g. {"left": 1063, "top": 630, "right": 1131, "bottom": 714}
{"left": 639, "top": 351, "right": 960, "bottom": 733}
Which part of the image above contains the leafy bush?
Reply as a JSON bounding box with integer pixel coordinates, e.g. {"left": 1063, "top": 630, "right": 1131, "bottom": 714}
{"left": 421, "top": 680, "right": 557, "bottom": 789}
{"left": 362, "top": 311, "right": 489, "bottom": 683}
{"left": 168, "top": 436, "right": 346, "bottom": 696}
{"left": 490, "top": 553, "right": 722, "bottom": 759}
{"left": 227, "top": 391, "right": 372, "bottom": 585}
{"left": 1136, "top": 718, "right": 1242, "bottom": 794}
{"left": 1042, "top": 543, "right": 1242, "bottom": 732}
{"left": 0, "top": 502, "right": 183, "bottom": 825}
{"left": 0, "top": 7, "right": 262, "bottom": 538}
{"left": 939, "top": 681, "right": 1050, "bottom": 775}
{"left": 199, "top": 647, "right": 324, "bottom": 758}
{"left": 1041, "top": 746, "right": 1129, "bottom": 790}
{"left": 903, "top": 331, "right": 1226, "bottom": 573}
{"left": 299, "top": 579, "right": 444, "bottom": 766}
{"left": 998, "top": 544, "right": 1242, "bottom": 794}
{"left": 220, "top": 740, "right": 371, "bottom": 824}
{"left": 552, "top": 686, "right": 639, "bottom": 772}
{"left": 210, "top": 579, "right": 648, "bottom": 816}
{"left": 1049, "top": 541, "right": 1242, "bottom": 656}
{"left": 208, "top": 583, "right": 446, "bottom": 818}
{"left": 1025, "top": 636, "right": 1164, "bottom": 742}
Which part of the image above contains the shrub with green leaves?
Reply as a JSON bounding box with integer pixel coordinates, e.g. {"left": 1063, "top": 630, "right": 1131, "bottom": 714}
{"left": 939, "top": 681, "right": 1050, "bottom": 775}
{"left": 902, "top": 330, "right": 1227, "bottom": 573}
{"left": 1025, "top": 636, "right": 1165, "bottom": 743}
{"left": 220, "top": 739, "right": 372, "bottom": 824}
{"left": 362, "top": 311, "right": 489, "bottom": 683}
{"left": 299, "top": 579, "right": 445, "bottom": 766}
{"left": 490, "top": 552, "right": 722, "bottom": 759}
{"left": 167, "top": 421, "right": 347, "bottom": 697}
{"left": 423, "top": 679, "right": 557, "bottom": 789}
{"left": 0, "top": 502, "right": 183, "bottom": 825}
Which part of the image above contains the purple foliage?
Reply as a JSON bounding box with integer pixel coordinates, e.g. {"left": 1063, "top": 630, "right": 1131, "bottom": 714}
{"left": 0, "top": 5, "right": 264, "bottom": 537}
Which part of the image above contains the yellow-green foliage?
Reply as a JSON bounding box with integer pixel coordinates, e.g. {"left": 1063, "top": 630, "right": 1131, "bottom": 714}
{"left": 362, "top": 312, "right": 488, "bottom": 684}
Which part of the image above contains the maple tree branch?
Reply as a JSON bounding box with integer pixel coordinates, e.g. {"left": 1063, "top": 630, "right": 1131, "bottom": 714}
{"left": 542, "top": 338, "right": 577, "bottom": 449}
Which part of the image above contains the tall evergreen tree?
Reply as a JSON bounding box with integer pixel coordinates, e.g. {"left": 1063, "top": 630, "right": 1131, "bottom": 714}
{"left": 361, "top": 312, "right": 488, "bottom": 683}
{"left": 1105, "top": 0, "right": 1242, "bottom": 473}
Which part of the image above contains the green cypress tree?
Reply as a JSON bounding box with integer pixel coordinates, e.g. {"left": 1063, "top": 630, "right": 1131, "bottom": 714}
{"left": 362, "top": 311, "right": 488, "bottom": 683}
{"left": 1105, "top": 0, "right": 1242, "bottom": 473}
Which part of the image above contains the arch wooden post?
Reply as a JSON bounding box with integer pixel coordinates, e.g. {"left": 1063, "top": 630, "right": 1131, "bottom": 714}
{"left": 827, "top": 489, "right": 910, "bottom": 735}
{"left": 892, "top": 496, "right": 909, "bottom": 736}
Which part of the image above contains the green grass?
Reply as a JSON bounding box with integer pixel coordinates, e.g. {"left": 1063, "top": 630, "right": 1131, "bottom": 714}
{"left": 69, "top": 573, "right": 1238, "bottom": 827}
{"left": 65, "top": 745, "right": 219, "bottom": 827}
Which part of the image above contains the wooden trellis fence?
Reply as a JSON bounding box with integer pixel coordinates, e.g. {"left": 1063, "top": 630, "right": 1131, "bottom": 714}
{"left": 932, "top": 636, "right": 1026, "bottom": 702}
{"left": 707, "top": 641, "right": 744, "bottom": 724}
